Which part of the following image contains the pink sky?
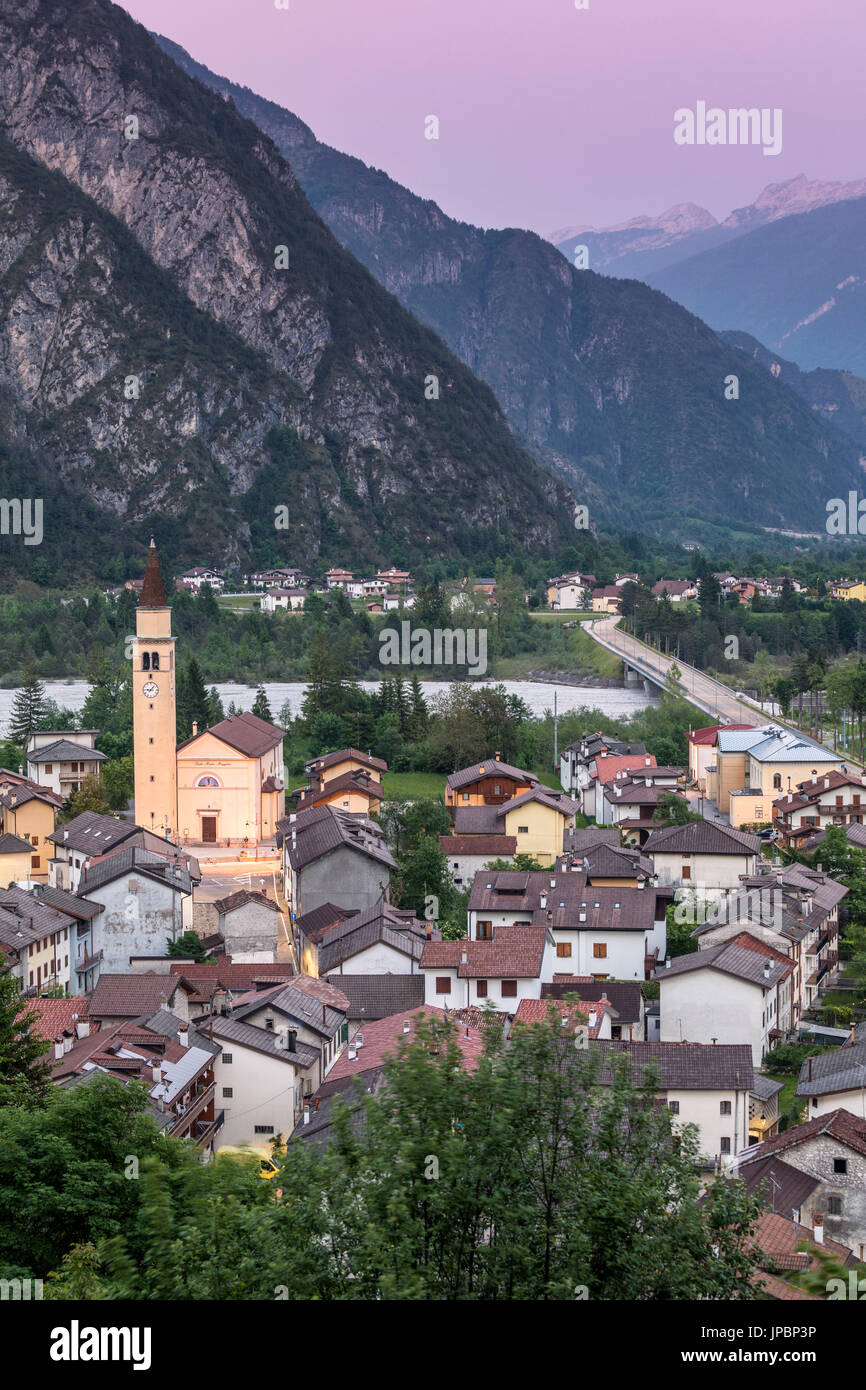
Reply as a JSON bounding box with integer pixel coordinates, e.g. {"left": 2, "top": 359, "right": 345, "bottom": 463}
{"left": 123, "top": 0, "right": 866, "bottom": 234}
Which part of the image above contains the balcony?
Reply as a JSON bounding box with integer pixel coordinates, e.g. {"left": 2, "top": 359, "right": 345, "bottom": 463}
{"left": 193, "top": 1109, "right": 225, "bottom": 1148}
{"left": 169, "top": 1081, "right": 216, "bottom": 1139}
{"left": 74, "top": 949, "right": 103, "bottom": 972}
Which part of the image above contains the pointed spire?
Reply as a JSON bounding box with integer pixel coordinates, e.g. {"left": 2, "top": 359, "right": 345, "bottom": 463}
{"left": 139, "top": 539, "right": 167, "bottom": 608}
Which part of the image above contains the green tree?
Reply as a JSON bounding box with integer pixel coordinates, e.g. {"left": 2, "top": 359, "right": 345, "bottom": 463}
{"left": 0, "top": 957, "right": 51, "bottom": 1107}
{"left": 7, "top": 667, "right": 47, "bottom": 744}
{"left": 652, "top": 791, "right": 702, "bottom": 825}
{"left": 251, "top": 685, "right": 274, "bottom": 724}
{"left": 166, "top": 931, "right": 208, "bottom": 962}
{"left": 176, "top": 657, "right": 211, "bottom": 741}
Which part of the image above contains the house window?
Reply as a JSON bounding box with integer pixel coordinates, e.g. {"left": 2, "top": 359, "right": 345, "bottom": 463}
{"left": 477, "top": 921, "right": 492, "bottom": 940}
{"left": 501, "top": 980, "right": 517, "bottom": 997}
{"left": 477, "top": 980, "right": 487, "bottom": 998}
{"left": 720, "top": 1137, "right": 731, "bottom": 1155}
{"left": 681, "top": 865, "right": 691, "bottom": 880}
{"left": 517, "top": 826, "right": 529, "bottom": 834}
{"left": 720, "top": 1101, "right": 731, "bottom": 1115}
{"left": 222, "top": 1054, "right": 232, "bottom": 1064}
{"left": 773, "top": 774, "right": 782, "bottom": 789}
{"left": 669, "top": 1101, "right": 680, "bottom": 1115}
{"left": 31, "top": 837, "right": 38, "bottom": 848}
{"left": 834, "top": 1158, "right": 848, "bottom": 1175}
{"left": 494, "top": 784, "right": 501, "bottom": 795}
{"left": 435, "top": 977, "right": 451, "bottom": 994}
{"left": 45, "top": 764, "right": 52, "bottom": 774}
{"left": 254, "top": 1125, "right": 275, "bottom": 1135}
{"left": 31, "top": 856, "right": 40, "bottom": 870}
{"left": 461, "top": 793, "right": 469, "bottom": 802}
{"left": 222, "top": 1088, "right": 233, "bottom": 1098}
{"left": 828, "top": 1196, "right": 843, "bottom": 1215}
{"left": 593, "top": 943, "right": 607, "bottom": 959}
{"left": 197, "top": 776, "right": 220, "bottom": 787}
{"left": 556, "top": 942, "right": 572, "bottom": 958}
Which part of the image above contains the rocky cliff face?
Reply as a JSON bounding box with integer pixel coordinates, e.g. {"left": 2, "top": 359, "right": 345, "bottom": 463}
{"left": 157, "top": 33, "right": 866, "bottom": 537}
{"left": 0, "top": 0, "right": 570, "bottom": 569}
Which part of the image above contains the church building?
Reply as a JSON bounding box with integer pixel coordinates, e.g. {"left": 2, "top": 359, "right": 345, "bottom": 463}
{"left": 132, "top": 542, "right": 285, "bottom": 847}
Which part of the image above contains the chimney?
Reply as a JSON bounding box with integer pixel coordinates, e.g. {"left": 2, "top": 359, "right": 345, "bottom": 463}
{"left": 152, "top": 1064, "right": 162, "bottom": 1084}
{"left": 62, "top": 1030, "right": 73, "bottom": 1054}
{"left": 665, "top": 956, "right": 671, "bottom": 968}
{"left": 808, "top": 1056, "right": 813, "bottom": 1081}
{"left": 763, "top": 960, "right": 771, "bottom": 980}
{"left": 302, "top": 1108, "right": 310, "bottom": 1125}
{"left": 192, "top": 721, "right": 198, "bottom": 737}
{"left": 286, "top": 1029, "right": 297, "bottom": 1053}
{"left": 402, "top": 1019, "right": 411, "bottom": 1034}
{"left": 813, "top": 1214, "right": 825, "bottom": 1245}
{"left": 53, "top": 1035, "right": 64, "bottom": 1062}
{"left": 177, "top": 1024, "right": 189, "bottom": 1049}
{"left": 461, "top": 948, "right": 468, "bottom": 965}
{"left": 540, "top": 892, "right": 548, "bottom": 910}
{"left": 74, "top": 1014, "right": 89, "bottom": 1040}
{"left": 348, "top": 1045, "right": 357, "bottom": 1060}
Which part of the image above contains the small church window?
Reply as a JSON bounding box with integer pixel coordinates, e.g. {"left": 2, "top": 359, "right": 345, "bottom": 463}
{"left": 197, "top": 775, "right": 220, "bottom": 787}
{"left": 151, "top": 652, "right": 160, "bottom": 670}
{"left": 142, "top": 652, "right": 150, "bottom": 671}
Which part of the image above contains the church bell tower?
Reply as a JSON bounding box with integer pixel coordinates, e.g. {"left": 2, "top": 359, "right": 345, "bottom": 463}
{"left": 132, "top": 539, "right": 178, "bottom": 839}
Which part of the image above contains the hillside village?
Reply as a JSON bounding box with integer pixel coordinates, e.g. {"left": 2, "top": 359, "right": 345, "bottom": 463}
{"left": 4, "top": 545, "right": 866, "bottom": 1301}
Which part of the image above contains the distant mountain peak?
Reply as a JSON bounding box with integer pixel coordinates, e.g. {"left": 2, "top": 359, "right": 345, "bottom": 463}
{"left": 723, "top": 173, "right": 866, "bottom": 230}
{"left": 548, "top": 201, "right": 716, "bottom": 245}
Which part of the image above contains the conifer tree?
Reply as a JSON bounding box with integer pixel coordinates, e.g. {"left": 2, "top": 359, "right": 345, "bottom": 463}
{"left": 8, "top": 667, "right": 47, "bottom": 745}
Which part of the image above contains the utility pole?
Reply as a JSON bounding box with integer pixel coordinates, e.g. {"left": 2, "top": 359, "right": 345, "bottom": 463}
{"left": 553, "top": 689, "right": 558, "bottom": 774}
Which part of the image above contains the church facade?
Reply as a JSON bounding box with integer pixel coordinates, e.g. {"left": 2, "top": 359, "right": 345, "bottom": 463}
{"left": 132, "top": 542, "right": 284, "bottom": 847}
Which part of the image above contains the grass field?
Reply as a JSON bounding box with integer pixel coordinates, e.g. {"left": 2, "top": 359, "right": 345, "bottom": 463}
{"left": 382, "top": 766, "right": 566, "bottom": 801}
{"left": 381, "top": 771, "right": 447, "bottom": 800}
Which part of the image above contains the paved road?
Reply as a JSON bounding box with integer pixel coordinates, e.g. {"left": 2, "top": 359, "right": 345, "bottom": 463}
{"left": 586, "top": 616, "right": 764, "bottom": 726}
{"left": 587, "top": 617, "right": 863, "bottom": 775}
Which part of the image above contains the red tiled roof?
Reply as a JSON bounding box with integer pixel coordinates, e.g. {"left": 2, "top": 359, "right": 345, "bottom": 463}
{"left": 90, "top": 973, "right": 190, "bottom": 1018}
{"left": 24, "top": 995, "right": 90, "bottom": 1042}
{"left": 213, "top": 888, "right": 280, "bottom": 915}
{"left": 592, "top": 753, "right": 657, "bottom": 785}
{"left": 320, "top": 1006, "right": 486, "bottom": 1091}
{"left": 421, "top": 925, "right": 548, "bottom": 978}
{"left": 288, "top": 975, "right": 351, "bottom": 1012}
{"left": 514, "top": 996, "right": 612, "bottom": 1038}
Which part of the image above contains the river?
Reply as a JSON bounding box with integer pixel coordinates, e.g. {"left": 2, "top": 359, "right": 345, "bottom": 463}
{"left": 0, "top": 678, "right": 657, "bottom": 738}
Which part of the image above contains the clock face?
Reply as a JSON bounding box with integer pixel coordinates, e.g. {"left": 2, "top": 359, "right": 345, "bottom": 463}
{"left": 142, "top": 681, "right": 159, "bottom": 699}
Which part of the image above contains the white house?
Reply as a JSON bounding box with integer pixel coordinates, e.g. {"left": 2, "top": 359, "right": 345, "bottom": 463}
{"left": 643, "top": 819, "right": 761, "bottom": 889}
{"left": 467, "top": 868, "right": 669, "bottom": 981}
{"left": 655, "top": 933, "right": 794, "bottom": 1064}
{"left": 26, "top": 731, "right": 107, "bottom": 799}
{"left": 420, "top": 924, "right": 556, "bottom": 1011}
{"left": 439, "top": 834, "right": 516, "bottom": 889}
{"left": 180, "top": 567, "right": 225, "bottom": 592}
{"left": 593, "top": 1040, "right": 754, "bottom": 1164}
{"left": 318, "top": 902, "right": 430, "bottom": 976}
{"left": 79, "top": 847, "right": 194, "bottom": 977}
{"left": 210, "top": 976, "right": 350, "bottom": 1145}
{"left": 796, "top": 1042, "right": 866, "bottom": 1120}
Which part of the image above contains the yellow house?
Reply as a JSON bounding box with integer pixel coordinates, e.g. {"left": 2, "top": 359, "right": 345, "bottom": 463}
{"left": 177, "top": 713, "right": 285, "bottom": 847}
{"left": 0, "top": 778, "right": 62, "bottom": 882}
{"left": 724, "top": 728, "right": 844, "bottom": 829}
{"left": 298, "top": 749, "right": 387, "bottom": 816}
{"left": 835, "top": 580, "right": 866, "bottom": 602}
{"left": 0, "top": 832, "right": 37, "bottom": 884}
{"left": 500, "top": 790, "right": 578, "bottom": 867}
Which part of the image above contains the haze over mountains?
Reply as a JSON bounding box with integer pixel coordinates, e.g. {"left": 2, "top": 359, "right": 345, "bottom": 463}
{"left": 153, "top": 34, "right": 866, "bottom": 540}
{"left": 552, "top": 178, "right": 866, "bottom": 374}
